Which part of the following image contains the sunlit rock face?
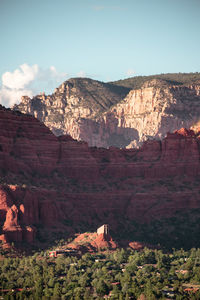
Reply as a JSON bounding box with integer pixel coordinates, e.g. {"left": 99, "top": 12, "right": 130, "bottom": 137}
{"left": 1, "top": 105, "right": 200, "bottom": 248}
{"left": 81, "top": 80, "right": 200, "bottom": 148}
{"left": 14, "top": 78, "right": 200, "bottom": 148}
{"left": 13, "top": 78, "right": 130, "bottom": 146}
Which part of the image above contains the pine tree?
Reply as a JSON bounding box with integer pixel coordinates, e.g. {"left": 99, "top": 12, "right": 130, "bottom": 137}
{"left": 53, "top": 282, "right": 61, "bottom": 299}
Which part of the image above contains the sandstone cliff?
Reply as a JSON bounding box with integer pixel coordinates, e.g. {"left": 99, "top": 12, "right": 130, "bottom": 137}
{"left": 0, "top": 105, "right": 200, "bottom": 249}
{"left": 13, "top": 76, "right": 200, "bottom": 149}
{"left": 78, "top": 80, "right": 200, "bottom": 148}
{"left": 13, "top": 77, "right": 130, "bottom": 138}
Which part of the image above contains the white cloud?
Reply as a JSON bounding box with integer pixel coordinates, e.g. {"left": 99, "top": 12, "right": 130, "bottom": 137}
{"left": 126, "top": 69, "right": 136, "bottom": 77}
{"left": 0, "top": 87, "right": 34, "bottom": 107}
{"left": 2, "top": 64, "right": 39, "bottom": 89}
{"left": 0, "top": 64, "right": 68, "bottom": 108}
{"left": 77, "top": 70, "right": 86, "bottom": 78}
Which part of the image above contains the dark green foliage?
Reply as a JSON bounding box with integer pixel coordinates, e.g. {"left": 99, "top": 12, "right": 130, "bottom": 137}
{"left": 95, "top": 278, "right": 109, "bottom": 296}
{"left": 111, "top": 72, "right": 200, "bottom": 90}
{"left": 63, "top": 78, "right": 130, "bottom": 112}
{"left": 1, "top": 247, "right": 200, "bottom": 299}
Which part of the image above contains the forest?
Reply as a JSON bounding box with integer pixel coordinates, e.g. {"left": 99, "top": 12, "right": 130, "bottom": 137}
{"left": 111, "top": 72, "right": 200, "bottom": 90}
{"left": 1, "top": 246, "right": 200, "bottom": 299}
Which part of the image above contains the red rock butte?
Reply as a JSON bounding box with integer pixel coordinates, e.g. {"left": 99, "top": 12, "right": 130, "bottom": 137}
{"left": 0, "top": 105, "right": 200, "bottom": 247}
{"left": 66, "top": 225, "right": 117, "bottom": 252}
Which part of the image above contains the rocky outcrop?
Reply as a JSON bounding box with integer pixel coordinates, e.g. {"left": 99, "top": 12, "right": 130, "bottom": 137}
{"left": 79, "top": 80, "right": 200, "bottom": 148}
{"left": 13, "top": 77, "right": 130, "bottom": 139}
{"left": 0, "top": 185, "right": 36, "bottom": 245}
{"left": 0, "top": 105, "right": 200, "bottom": 248}
{"left": 13, "top": 78, "right": 200, "bottom": 148}
{"left": 67, "top": 232, "right": 117, "bottom": 252}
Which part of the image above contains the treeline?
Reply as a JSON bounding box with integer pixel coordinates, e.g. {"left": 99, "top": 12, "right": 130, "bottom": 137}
{"left": 111, "top": 72, "right": 200, "bottom": 90}
{"left": 1, "top": 247, "right": 200, "bottom": 299}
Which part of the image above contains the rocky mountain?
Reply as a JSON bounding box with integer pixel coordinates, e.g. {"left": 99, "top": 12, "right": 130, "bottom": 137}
{"left": 13, "top": 73, "right": 200, "bottom": 148}
{"left": 97, "top": 79, "right": 200, "bottom": 148}
{"left": 0, "top": 105, "right": 200, "bottom": 249}
{"left": 13, "top": 77, "right": 130, "bottom": 138}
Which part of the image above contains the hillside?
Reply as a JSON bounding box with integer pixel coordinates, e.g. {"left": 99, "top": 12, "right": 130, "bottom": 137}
{"left": 0, "top": 105, "right": 200, "bottom": 250}
{"left": 110, "top": 72, "right": 200, "bottom": 89}
{"left": 13, "top": 78, "right": 130, "bottom": 136}
{"left": 13, "top": 73, "right": 200, "bottom": 148}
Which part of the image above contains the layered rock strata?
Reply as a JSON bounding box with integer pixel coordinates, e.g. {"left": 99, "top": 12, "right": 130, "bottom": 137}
{"left": 0, "top": 105, "right": 200, "bottom": 247}
{"left": 78, "top": 81, "right": 200, "bottom": 148}
{"left": 13, "top": 77, "right": 130, "bottom": 139}
{"left": 14, "top": 78, "right": 200, "bottom": 148}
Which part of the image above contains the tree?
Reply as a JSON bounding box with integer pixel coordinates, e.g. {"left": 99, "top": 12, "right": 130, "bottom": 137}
{"left": 119, "top": 293, "right": 123, "bottom": 300}
{"left": 95, "top": 279, "right": 109, "bottom": 296}
{"left": 35, "top": 277, "right": 44, "bottom": 299}
{"left": 53, "top": 282, "right": 62, "bottom": 299}
{"left": 144, "top": 280, "right": 154, "bottom": 300}
{"left": 78, "top": 273, "right": 90, "bottom": 287}
{"left": 74, "top": 287, "right": 84, "bottom": 300}
{"left": 83, "top": 288, "right": 91, "bottom": 300}
{"left": 48, "top": 278, "right": 55, "bottom": 288}
{"left": 44, "top": 285, "right": 52, "bottom": 298}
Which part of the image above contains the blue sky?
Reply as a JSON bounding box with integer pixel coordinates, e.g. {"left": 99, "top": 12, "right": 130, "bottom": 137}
{"left": 0, "top": 0, "right": 200, "bottom": 106}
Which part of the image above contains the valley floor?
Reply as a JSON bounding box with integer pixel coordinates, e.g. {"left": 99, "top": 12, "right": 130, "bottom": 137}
{"left": 1, "top": 246, "right": 200, "bottom": 299}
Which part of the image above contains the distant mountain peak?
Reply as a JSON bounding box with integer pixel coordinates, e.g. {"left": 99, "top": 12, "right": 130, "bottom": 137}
{"left": 13, "top": 72, "right": 200, "bottom": 148}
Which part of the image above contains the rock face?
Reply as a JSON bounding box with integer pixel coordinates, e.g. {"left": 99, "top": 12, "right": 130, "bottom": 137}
{"left": 13, "top": 77, "right": 200, "bottom": 148}
{"left": 0, "top": 185, "right": 36, "bottom": 245}
{"left": 13, "top": 77, "right": 130, "bottom": 140}
{"left": 77, "top": 80, "right": 200, "bottom": 148}
{"left": 0, "top": 105, "right": 200, "bottom": 248}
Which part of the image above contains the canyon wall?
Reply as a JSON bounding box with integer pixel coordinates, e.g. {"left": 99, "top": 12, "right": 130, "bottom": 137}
{"left": 13, "top": 78, "right": 130, "bottom": 139}
{"left": 14, "top": 78, "right": 200, "bottom": 148}
{"left": 0, "top": 105, "right": 200, "bottom": 247}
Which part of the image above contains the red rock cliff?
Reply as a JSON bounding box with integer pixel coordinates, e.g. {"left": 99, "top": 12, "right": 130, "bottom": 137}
{"left": 0, "top": 105, "right": 200, "bottom": 246}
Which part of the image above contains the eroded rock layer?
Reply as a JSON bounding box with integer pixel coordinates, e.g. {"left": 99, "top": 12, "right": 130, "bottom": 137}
{"left": 14, "top": 78, "right": 200, "bottom": 148}
{"left": 0, "top": 105, "right": 200, "bottom": 248}
{"left": 13, "top": 78, "right": 130, "bottom": 141}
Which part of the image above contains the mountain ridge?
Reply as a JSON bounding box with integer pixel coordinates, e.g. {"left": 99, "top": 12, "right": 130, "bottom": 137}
{"left": 13, "top": 73, "right": 200, "bottom": 148}
{"left": 110, "top": 72, "right": 200, "bottom": 89}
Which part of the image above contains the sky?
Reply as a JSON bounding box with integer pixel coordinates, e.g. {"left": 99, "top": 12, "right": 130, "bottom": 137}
{"left": 0, "top": 0, "right": 200, "bottom": 107}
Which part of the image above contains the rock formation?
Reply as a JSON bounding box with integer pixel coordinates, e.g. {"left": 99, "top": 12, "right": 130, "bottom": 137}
{"left": 0, "top": 105, "right": 200, "bottom": 248}
{"left": 13, "top": 77, "right": 130, "bottom": 141}
{"left": 67, "top": 231, "right": 117, "bottom": 252}
{"left": 13, "top": 77, "right": 200, "bottom": 148}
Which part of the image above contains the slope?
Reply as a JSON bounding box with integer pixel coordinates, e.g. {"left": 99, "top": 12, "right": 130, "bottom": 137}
{"left": 13, "top": 74, "right": 200, "bottom": 149}
{"left": 0, "top": 105, "right": 200, "bottom": 249}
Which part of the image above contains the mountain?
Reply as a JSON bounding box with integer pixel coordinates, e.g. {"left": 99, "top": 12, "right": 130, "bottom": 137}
{"left": 110, "top": 72, "right": 200, "bottom": 89}
{"left": 13, "top": 74, "right": 200, "bottom": 148}
{"left": 95, "top": 79, "right": 200, "bottom": 148}
{"left": 13, "top": 77, "right": 130, "bottom": 137}
{"left": 0, "top": 105, "right": 200, "bottom": 249}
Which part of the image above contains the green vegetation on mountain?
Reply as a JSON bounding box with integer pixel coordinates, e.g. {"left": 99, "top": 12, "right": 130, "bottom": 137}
{"left": 111, "top": 72, "right": 200, "bottom": 90}
{"left": 14, "top": 77, "right": 131, "bottom": 118}
{"left": 63, "top": 78, "right": 131, "bottom": 112}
